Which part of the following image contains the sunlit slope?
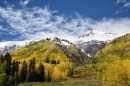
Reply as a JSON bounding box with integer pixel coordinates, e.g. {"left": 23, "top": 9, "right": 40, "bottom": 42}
{"left": 93, "top": 33, "right": 130, "bottom": 63}
{"left": 11, "top": 40, "right": 89, "bottom": 65}
{"left": 87, "top": 33, "right": 130, "bottom": 72}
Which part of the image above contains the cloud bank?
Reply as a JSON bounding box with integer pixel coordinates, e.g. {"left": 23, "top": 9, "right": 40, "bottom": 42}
{"left": 0, "top": 5, "right": 130, "bottom": 42}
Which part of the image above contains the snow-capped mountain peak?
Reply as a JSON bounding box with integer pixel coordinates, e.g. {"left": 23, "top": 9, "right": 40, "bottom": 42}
{"left": 81, "top": 29, "right": 107, "bottom": 37}
{"left": 77, "top": 29, "right": 124, "bottom": 43}
{"left": 75, "top": 29, "right": 126, "bottom": 57}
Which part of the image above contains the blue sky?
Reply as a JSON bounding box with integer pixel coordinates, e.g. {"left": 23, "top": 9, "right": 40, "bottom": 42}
{"left": 0, "top": 0, "right": 130, "bottom": 41}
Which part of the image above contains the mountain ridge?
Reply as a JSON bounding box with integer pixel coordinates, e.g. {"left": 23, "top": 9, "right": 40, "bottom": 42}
{"left": 0, "top": 29, "right": 126, "bottom": 58}
{"left": 11, "top": 39, "right": 89, "bottom": 66}
{"left": 75, "top": 29, "right": 126, "bottom": 57}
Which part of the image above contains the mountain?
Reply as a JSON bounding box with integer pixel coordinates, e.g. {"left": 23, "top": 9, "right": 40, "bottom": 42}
{"left": 0, "top": 40, "right": 34, "bottom": 55}
{"left": 75, "top": 29, "right": 125, "bottom": 57}
{"left": 0, "top": 38, "right": 71, "bottom": 55}
{"left": 11, "top": 39, "right": 89, "bottom": 66}
{"left": 0, "top": 29, "right": 125, "bottom": 59}
{"left": 85, "top": 32, "right": 130, "bottom": 86}
{"left": 92, "top": 33, "right": 130, "bottom": 64}
{"left": 77, "top": 29, "right": 122, "bottom": 42}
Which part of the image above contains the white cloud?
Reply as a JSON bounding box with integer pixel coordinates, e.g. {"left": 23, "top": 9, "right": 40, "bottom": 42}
{"left": 115, "top": 0, "right": 130, "bottom": 14}
{"left": 20, "top": 0, "right": 30, "bottom": 6}
{"left": 0, "top": 6, "right": 130, "bottom": 42}
{"left": 91, "top": 18, "right": 130, "bottom": 34}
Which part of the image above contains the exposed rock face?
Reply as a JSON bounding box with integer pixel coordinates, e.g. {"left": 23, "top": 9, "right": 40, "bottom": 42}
{"left": 75, "top": 40, "right": 107, "bottom": 57}
{"left": 75, "top": 29, "right": 125, "bottom": 57}
{"left": 57, "top": 44, "right": 90, "bottom": 66}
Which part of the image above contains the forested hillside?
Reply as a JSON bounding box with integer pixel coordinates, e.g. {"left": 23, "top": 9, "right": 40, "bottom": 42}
{"left": 0, "top": 39, "right": 90, "bottom": 86}
{"left": 11, "top": 39, "right": 89, "bottom": 65}
{"left": 86, "top": 33, "right": 130, "bottom": 85}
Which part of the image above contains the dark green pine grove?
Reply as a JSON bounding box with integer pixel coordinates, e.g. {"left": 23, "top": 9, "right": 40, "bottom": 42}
{"left": 0, "top": 53, "right": 45, "bottom": 86}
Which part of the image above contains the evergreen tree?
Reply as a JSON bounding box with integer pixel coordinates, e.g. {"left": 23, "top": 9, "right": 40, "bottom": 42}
{"left": 12, "top": 60, "right": 15, "bottom": 76}
{"left": 45, "top": 56, "right": 50, "bottom": 63}
{"left": 12, "top": 60, "right": 19, "bottom": 76}
{"left": 51, "top": 60, "right": 56, "bottom": 64}
{"left": 26, "top": 58, "right": 36, "bottom": 82}
{"left": 14, "top": 72, "right": 19, "bottom": 85}
{"left": 36, "top": 63, "right": 45, "bottom": 82}
{"left": 25, "top": 60, "right": 32, "bottom": 82}
{"left": 0, "top": 55, "right": 4, "bottom": 63}
{"left": 3, "top": 53, "right": 12, "bottom": 75}
{"left": 31, "top": 57, "right": 36, "bottom": 81}
{"left": 0, "top": 61, "right": 9, "bottom": 74}
{"left": 25, "top": 70, "right": 31, "bottom": 82}
{"left": 15, "top": 61, "right": 19, "bottom": 72}
{"left": 19, "top": 60, "right": 27, "bottom": 83}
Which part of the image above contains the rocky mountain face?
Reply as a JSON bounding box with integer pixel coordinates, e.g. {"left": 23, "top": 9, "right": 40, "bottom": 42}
{"left": 75, "top": 29, "right": 125, "bottom": 57}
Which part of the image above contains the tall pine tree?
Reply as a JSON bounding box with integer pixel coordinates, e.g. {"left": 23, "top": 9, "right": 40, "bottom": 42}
{"left": 19, "top": 60, "right": 27, "bottom": 83}
{"left": 36, "top": 63, "right": 45, "bottom": 82}
{"left": 25, "top": 58, "right": 36, "bottom": 82}
{"left": 12, "top": 59, "right": 15, "bottom": 76}
{"left": 3, "top": 53, "right": 12, "bottom": 75}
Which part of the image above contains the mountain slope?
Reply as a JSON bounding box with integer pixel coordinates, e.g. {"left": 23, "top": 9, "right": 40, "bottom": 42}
{"left": 93, "top": 33, "right": 130, "bottom": 63}
{"left": 87, "top": 33, "right": 130, "bottom": 72}
{"left": 85, "top": 33, "right": 130, "bottom": 85}
{"left": 75, "top": 29, "right": 125, "bottom": 57}
{"left": 11, "top": 39, "right": 89, "bottom": 65}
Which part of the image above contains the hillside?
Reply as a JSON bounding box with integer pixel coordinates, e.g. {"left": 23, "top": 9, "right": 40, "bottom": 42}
{"left": 11, "top": 39, "right": 89, "bottom": 66}
{"left": 0, "top": 39, "right": 92, "bottom": 86}
{"left": 86, "top": 33, "right": 130, "bottom": 85}
{"left": 92, "top": 33, "right": 130, "bottom": 64}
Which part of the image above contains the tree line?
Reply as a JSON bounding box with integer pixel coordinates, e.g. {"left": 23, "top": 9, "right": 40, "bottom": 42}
{"left": 0, "top": 53, "right": 45, "bottom": 86}
{"left": 0, "top": 53, "right": 74, "bottom": 86}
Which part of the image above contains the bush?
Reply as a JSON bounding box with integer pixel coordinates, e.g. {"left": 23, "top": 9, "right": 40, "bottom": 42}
{"left": 52, "top": 67, "right": 66, "bottom": 81}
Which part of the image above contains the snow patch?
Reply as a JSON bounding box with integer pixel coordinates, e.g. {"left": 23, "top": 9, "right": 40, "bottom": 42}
{"left": 61, "top": 41, "right": 70, "bottom": 46}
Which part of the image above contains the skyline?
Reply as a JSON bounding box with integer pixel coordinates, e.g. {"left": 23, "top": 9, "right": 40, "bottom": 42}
{"left": 0, "top": 0, "right": 130, "bottom": 41}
